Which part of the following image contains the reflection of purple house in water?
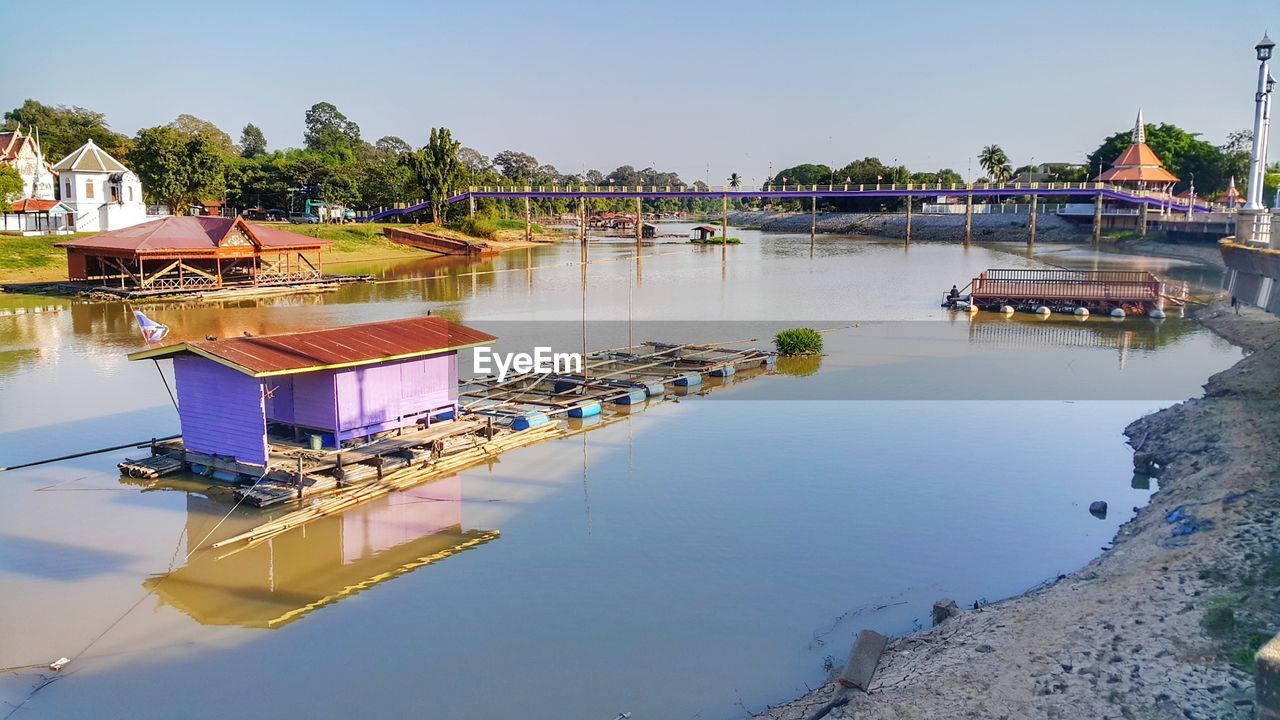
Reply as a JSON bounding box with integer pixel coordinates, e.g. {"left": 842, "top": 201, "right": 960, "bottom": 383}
{"left": 130, "top": 316, "right": 496, "bottom": 467}
{"left": 145, "top": 475, "right": 499, "bottom": 627}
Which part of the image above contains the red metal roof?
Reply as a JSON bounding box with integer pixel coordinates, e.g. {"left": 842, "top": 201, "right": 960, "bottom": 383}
{"left": 55, "top": 215, "right": 329, "bottom": 254}
{"left": 129, "top": 316, "right": 496, "bottom": 377}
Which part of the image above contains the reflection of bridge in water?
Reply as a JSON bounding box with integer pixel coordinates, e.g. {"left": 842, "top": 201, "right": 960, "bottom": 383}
{"left": 141, "top": 475, "right": 496, "bottom": 628}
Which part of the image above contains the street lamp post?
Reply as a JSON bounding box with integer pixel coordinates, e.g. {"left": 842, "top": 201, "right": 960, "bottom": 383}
{"left": 1241, "top": 33, "right": 1275, "bottom": 243}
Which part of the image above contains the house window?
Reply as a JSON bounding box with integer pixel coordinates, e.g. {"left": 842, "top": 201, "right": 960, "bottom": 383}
{"left": 128, "top": 186, "right": 134, "bottom": 202}
{"left": 64, "top": 181, "right": 71, "bottom": 198}
{"left": 111, "top": 185, "right": 119, "bottom": 202}
{"left": 86, "top": 179, "right": 95, "bottom": 199}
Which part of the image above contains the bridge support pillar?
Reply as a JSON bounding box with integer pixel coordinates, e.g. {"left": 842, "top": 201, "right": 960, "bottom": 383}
{"left": 1028, "top": 197, "right": 1038, "bottom": 247}
{"left": 1092, "top": 192, "right": 1103, "bottom": 242}
{"left": 579, "top": 197, "right": 586, "bottom": 244}
{"left": 810, "top": 195, "right": 817, "bottom": 249}
{"left": 1139, "top": 202, "right": 1149, "bottom": 237}
{"left": 905, "top": 195, "right": 912, "bottom": 243}
{"left": 524, "top": 196, "right": 532, "bottom": 243}
{"left": 636, "top": 197, "right": 643, "bottom": 247}
{"left": 964, "top": 192, "right": 973, "bottom": 244}
{"left": 469, "top": 195, "right": 476, "bottom": 218}
{"left": 722, "top": 194, "right": 729, "bottom": 261}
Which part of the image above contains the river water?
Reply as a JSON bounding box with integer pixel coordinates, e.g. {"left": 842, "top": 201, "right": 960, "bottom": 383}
{"left": 0, "top": 226, "right": 1240, "bottom": 719}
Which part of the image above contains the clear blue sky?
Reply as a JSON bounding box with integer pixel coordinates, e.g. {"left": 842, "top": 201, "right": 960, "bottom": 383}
{"left": 3, "top": 0, "right": 1275, "bottom": 182}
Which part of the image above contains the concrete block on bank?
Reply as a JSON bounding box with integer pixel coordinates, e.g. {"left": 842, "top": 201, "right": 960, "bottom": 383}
{"left": 838, "top": 629, "right": 888, "bottom": 691}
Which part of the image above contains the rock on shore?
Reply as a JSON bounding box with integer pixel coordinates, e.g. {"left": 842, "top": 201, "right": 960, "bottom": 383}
{"left": 756, "top": 303, "right": 1280, "bottom": 720}
{"left": 728, "top": 210, "right": 1091, "bottom": 243}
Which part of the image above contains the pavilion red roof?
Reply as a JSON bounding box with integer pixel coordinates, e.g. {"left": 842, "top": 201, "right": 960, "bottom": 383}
{"left": 1096, "top": 143, "right": 1178, "bottom": 185}
{"left": 128, "top": 315, "right": 497, "bottom": 377}
{"left": 6, "top": 199, "right": 62, "bottom": 213}
{"left": 55, "top": 215, "right": 329, "bottom": 254}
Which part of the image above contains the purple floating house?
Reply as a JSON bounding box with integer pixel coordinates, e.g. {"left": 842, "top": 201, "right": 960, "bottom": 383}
{"left": 130, "top": 316, "right": 496, "bottom": 467}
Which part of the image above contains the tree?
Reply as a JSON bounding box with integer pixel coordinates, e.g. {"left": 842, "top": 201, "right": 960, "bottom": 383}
{"left": 1220, "top": 129, "right": 1252, "bottom": 192}
{"left": 375, "top": 136, "right": 412, "bottom": 156}
{"left": 130, "top": 126, "right": 226, "bottom": 216}
{"left": 0, "top": 165, "right": 23, "bottom": 212}
{"left": 728, "top": 172, "right": 742, "bottom": 188}
{"left": 402, "top": 127, "right": 463, "bottom": 224}
{"left": 304, "top": 102, "right": 361, "bottom": 158}
{"left": 979, "top": 145, "right": 1012, "bottom": 184}
{"left": 2, "top": 99, "right": 132, "bottom": 161}
{"left": 168, "top": 114, "right": 236, "bottom": 155}
{"left": 493, "top": 150, "right": 538, "bottom": 182}
{"left": 457, "top": 147, "right": 491, "bottom": 174}
{"left": 240, "top": 124, "right": 267, "bottom": 158}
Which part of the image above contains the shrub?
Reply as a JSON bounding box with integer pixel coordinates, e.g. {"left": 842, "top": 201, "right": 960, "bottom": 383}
{"left": 774, "top": 328, "right": 823, "bottom": 356}
{"left": 690, "top": 236, "right": 741, "bottom": 245}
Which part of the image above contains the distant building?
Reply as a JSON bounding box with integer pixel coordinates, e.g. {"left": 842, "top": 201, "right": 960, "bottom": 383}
{"left": 1220, "top": 177, "right": 1242, "bottom": 210}
{"left": 1, "top": 198, "right": 76, "bottom": 234}
{"left": 51, "top": 139, "right": 148, "bottom": 232}
{"left": 1011, "top": 162, "right": 1086, "bottom": 184}
{"left": 0, "top": 126, "right": 55, "bottom": 200}
{"left": 1095, "top": 110, "right": 1179, "bottom": 192}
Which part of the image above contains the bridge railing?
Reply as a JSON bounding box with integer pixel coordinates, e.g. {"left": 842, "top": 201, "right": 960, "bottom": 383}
{"left": 466, "top": 181, "right": 1125, "bottom": 194}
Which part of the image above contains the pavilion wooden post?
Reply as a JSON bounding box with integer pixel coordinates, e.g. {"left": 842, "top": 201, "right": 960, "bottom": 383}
{"left": 1092, "top": 192, "right": 1103, "bottom": 242}
{"left": 635, "top": 196, "right": 642, "bottom": 247}
{"left": 964, "top": 192, "right": 973, "bottom": 244}
{"left": 1028, "top": 195, "right": 1038, "bottom": 247}
{"left": 1139, "top": 202, "right": 1149, "bottom": 237}
{"left": 524, "top": 196, "right": 532, "bottom": 243}
{"left": 905, "top": 195, "right": 912, "bottom": 243}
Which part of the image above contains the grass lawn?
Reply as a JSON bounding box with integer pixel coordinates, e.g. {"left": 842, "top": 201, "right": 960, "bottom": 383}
{"left": 0, "top": 232, "right": 98, "bottom": 284}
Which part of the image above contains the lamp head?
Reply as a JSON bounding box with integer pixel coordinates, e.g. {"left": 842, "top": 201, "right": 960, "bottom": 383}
{"left": 1259, "top": 33, "right": 1276, "bottom": 61}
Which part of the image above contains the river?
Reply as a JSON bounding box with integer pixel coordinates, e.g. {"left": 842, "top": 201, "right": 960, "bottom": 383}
{"left": 0, "top": 225, "right": 1240, "bottom": 719}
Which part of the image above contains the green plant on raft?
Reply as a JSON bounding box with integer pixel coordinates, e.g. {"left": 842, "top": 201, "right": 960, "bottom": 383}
{"left": 774, "top": 328, "right": 823, "bottom": 356}
{"left": 690, "top": 237, "right": 741, "bottom": 245}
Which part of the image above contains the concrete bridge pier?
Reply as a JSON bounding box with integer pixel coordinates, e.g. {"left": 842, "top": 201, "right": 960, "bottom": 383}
{"left": 635, "top": 197, "right": 642, "bottom": 247}
{"left": 469, "top": 195, "right": 476, "bottom": 217}
{"left": 964, "top": 192, "right": 973, "bottom": 245}
{"left": 1028, "top": 197, "right": 1038, "bottom": 247}
{"left": 721, "top": 195, "right": 730, "bottom": 261}
{"left": 1139, "top": 202, "right": 1149, "bottom": 237}
{"left": 905, "top": 195, "right": 912, "bottom": 243}
{"left": 578, "top": 197, "right": 586, "bottom": 243}
{"left": 524, "top": 196, "right": 532, "bottom": 243}
{"left": 1092, "top": 192, "right": 1103, "bottom": 242}
{"left": 810, "top": 195, "right": 817, "bottom": 248}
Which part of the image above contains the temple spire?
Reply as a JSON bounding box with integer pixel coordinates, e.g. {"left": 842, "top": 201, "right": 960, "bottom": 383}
{"left": 1133, "top": 109, "right": 1146, "bottom": 145}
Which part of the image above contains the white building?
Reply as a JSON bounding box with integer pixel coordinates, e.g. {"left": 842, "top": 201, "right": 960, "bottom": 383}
{"left": 51, "top": 139, "right": 148, "bottom": 232}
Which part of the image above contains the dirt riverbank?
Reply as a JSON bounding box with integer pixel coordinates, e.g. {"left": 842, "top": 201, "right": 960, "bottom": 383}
{"left": 757, "top": 302, "right": 1280, "bottom": 720}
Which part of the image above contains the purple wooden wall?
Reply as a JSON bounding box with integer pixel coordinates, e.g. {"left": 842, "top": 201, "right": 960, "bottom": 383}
{"left": 334, "top": 353, "right": 456, "bottom": 439}
{"left": 174, "top": 356, "right": 268, "bottom": 466}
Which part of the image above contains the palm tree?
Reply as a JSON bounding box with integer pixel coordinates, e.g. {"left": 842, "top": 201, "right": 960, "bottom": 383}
{"left": 979, "top": 145, "right": 1012, "bottom": 184}
{"left": 728, "top": 172, "right": 742, "bottom": 189}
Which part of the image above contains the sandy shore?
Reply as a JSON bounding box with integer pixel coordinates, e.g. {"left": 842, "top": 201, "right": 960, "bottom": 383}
{"left": 757, "top": 302, "right": 1280, "bottom": 720}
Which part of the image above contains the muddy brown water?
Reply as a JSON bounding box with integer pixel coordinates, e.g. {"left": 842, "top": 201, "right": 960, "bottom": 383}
{"left": 0, "top": 226, "right": 1240, "bottom": 719}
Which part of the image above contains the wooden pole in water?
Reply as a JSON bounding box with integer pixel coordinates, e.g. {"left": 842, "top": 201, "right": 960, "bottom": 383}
{"left": 964, "top": 191, "right": 973, "bottom": 244}
{"left": 1092, "top": 191, "right": 1103, "bottom": 242}
{"left": 524, "top": 196, "right": 532, "bottom": 243}
{"left": 1028, "top": 195, "right": 1038, "bottom": 247}
{"left": 905, "top": 194, "right": 912, "bottom": 243}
